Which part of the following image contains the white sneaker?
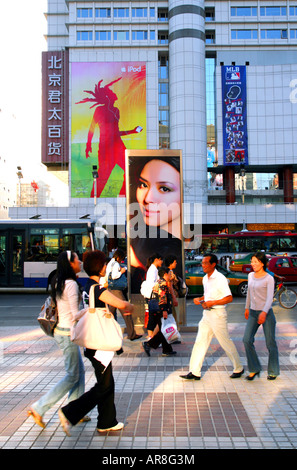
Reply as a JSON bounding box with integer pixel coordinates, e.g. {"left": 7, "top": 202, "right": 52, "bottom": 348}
{"left": 58, "top": 408, "right": 72, "bottom": 437}
{"left": 97, "top": 422, "right": 124, "bottom": 432}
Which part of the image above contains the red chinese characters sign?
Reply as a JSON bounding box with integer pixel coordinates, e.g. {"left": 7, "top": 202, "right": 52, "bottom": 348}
{"left": 42, "top": 50, "right": 69, "bottom": 167}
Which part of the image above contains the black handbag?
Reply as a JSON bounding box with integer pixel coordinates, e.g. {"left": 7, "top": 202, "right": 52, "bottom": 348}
{"left": 37, "top": 296, "right": 58, "bottom": 337}
{"left": 148, "top": 296, "right": 159, "bottom": 315}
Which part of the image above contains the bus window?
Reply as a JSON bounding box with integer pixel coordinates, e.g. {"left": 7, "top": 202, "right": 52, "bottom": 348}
{"left": 0, "top": 235, "right": 5, "bottom": 274}
{"left": 62, "top": 228, "right": 92, "bottom": 259}
{"left": 279, "top": 237, "right": 296, "bottom": 251}
{"left": 27, "top": 228, "right": 59, "bottom": 261}
{"left": 267, "top": 238, "right": 279, "bottom": 252}
{"left": 213, "top": 238, "right": 229, "bottom": 253}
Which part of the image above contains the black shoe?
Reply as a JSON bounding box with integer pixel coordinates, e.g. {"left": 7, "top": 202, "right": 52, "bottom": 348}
{"left": 180, "top": 372, "right": 200, "bottom": 380}
{"left": 230, "top": 369, "right": 244, "bottom": 379}
{"left": 142, "top": 341, "right": 151, "bottom": 357}
{"left": 267, "top": 375, "right": 277, "bottom": 380}
{"left": 130, "top": 334, "right": 142, "bottom": 341}
{"left": 245, "top": 371, "right": 260, "bottom": 381}
{"left": 161, "top": 351, "right": 177, "bottom": 357}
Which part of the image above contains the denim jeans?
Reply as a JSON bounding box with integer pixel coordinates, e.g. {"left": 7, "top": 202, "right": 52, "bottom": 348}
{"left": 33, "top": 332, "right": 85, "bottom": 417}
{"left": 243, "top": 308, "right": 279, "bottom": 376}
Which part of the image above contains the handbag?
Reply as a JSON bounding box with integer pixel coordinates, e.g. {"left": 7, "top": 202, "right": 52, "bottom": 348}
{"left": 177, "top": 276, "right": 188, "bottom": 298}
{"left": 108, "top": 272, "right": 127, "bottom": 290}
{"left": 37, "top": 296, "right": 58, "bottom": 337}
{"left": 140, "top": 279, "right": 153, "bottom": 299}
{"left": 148, "top": 297, "right": 159, "bottom": 315}
{"left": 71, "top": 284, "right": 123, "bottom": 351}
{"left": 161, "top": 314, "right": 180, "bottom": 344}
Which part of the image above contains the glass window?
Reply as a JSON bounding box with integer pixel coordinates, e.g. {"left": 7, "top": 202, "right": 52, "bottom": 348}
{"left": 159, "top": 136, "right": 170, "bottom": 149}
{"left": 291, "top": 30, "right": 297, "bottom": 39}
{"left": 132, "top": 31, "right": 148, "bottom": 40}
{"left": 205, "top": 7, "right": 215, "bottom": 21}
{"left": 132, "top": 8, "right": 147, "bottom": 18}
{"left": 77, "top": 31, "right": 93, "bottom": 41}
{"left": 27, "top": 228, "right": 59, "bottom": 261}
{"left": 114, "top": 31, "right": 129, "bottom": 40}
{"left": 159, "top": 82, "right": 169, "bottom": 106}
{"left": 231, "top": 7, "right": 257, "bottom": 17}
{"left": 158, "top": 9, "right": 168, "bottom": 21}
{"left": 61, "top": 228, "right": 91, "bottom": 259}
{"left": 232, "top": 30, "right": 258, "bottom": 40}
{"left": 158, "top": 54, "right": 169, "bottom": 79}
{"left": 159, "top": 109, "right": 169, "bottom": 126}
{"left": 114, "top": 8, "right": 129, "bottom": 18}
{"left": 260, "top": 6, "right": 287, "bottom": 16}
{"left": 150, "top": 30, "right": 155, "bottom": 40}
{"left": 158, "top": 31, "right": 168, "bottom": 44}
{"left": 261, "top": 29, "right": 287, "bottom": 39}
{"left": 95, "top": 8, "right": 111, "bottom": 18}
{"left": 290, "top": 6, "right": 297, "bottom": 15}
{"left": 150, "top": 8, "right": 155, "bottom": 17}
{"left": 205, "top": 30, "right": 215, "bottom": 43}
{"left": 96, "top": 31, "right": 111, "bottom": 41}
{"left": 77, "top": 8, "right": 93, "bottom": 18}
{"left": 279, "top": 237, "right": 297, "bottom": 251}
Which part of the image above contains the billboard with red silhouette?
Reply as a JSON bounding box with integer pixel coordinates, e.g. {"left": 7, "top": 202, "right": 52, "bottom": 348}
{"left": 71, "top": 62, "right": 146, "bottom": 198}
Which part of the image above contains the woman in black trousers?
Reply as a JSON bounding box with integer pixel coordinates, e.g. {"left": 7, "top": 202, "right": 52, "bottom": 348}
{"left": 58, "top": 250, "right": 134, "bottom": 436}
{"left": 142, "top": 267, "right": 176, "bottom": 357}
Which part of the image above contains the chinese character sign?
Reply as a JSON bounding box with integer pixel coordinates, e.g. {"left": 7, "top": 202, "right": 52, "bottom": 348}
{"left": 42, "top": 51, "right": 69, "bottom": 166}
{"left": 71, "top": 62, "right": 146, "bottom": 198}
{"left": 222, "top": 66, "right": 248, "bottom": 166}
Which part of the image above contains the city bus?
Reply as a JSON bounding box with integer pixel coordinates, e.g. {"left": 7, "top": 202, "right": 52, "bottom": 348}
{"left": 192, "top": 231, "right": 297, "bottom": 267}
{"left": 0, "top": 218, "right": 107, "bottom": 290}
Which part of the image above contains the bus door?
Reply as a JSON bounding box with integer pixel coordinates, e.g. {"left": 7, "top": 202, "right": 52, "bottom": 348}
{"left": 0, "top": 230, "right": 24, "bottom": 286}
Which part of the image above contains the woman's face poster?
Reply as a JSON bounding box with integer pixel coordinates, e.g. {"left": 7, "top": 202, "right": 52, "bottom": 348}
{"left": 126, "top": 150, "right": 183, "bottom": 293}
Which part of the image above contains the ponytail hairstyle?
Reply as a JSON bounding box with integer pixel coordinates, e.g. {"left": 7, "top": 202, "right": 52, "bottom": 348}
{"left": 51, "top": 251, "right": 81, "bottom": 302}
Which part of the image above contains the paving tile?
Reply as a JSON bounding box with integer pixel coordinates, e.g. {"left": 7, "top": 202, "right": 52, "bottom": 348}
{"left": 1, "top": 324, "right": 297, "bottom": 448}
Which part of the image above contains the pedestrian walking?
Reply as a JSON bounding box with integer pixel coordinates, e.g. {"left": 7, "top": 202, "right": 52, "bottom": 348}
{"left": 106, "top": 249, "right": 142, "bottom": 341}
{"left": 142, "top": 267, "right": 176, "bottom": 357}
{"left": 180, "top": 254, "right": 244, "bottom": 380}
{"left": 243, "top": 251, "right": 279, "bottom": 380}
{"left": 58, "top": 250, "right": 135, "bottom": 436}
{"left": 144, "top": 253, "right": 163, "bottom": 338}
{"left": 27, "top": 251, "right": 87, "bottom": 428}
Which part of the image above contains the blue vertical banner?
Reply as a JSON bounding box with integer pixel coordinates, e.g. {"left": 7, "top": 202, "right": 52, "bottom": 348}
{"left": 222, "top": 65, "right": 248, "bottom": 165}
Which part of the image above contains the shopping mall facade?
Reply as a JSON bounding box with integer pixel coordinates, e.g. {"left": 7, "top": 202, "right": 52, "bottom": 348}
{"left": 10, "top": 0, "right": 297, "bottom": 239}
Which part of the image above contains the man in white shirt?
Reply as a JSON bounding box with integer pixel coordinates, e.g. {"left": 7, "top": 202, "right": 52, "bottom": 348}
{"left": 180, "top": 254, "right": 243, "bottom": 380}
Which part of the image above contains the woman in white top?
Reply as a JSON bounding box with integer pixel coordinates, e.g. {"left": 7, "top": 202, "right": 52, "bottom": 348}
{"left": 106, "top": 249, "right": 141, "bottom": 341}
{"left": 27, "top": 250, "right": 87, "bottom": 428}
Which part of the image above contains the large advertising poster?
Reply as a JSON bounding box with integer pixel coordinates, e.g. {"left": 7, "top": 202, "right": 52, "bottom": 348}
{"left": 222, "top": 65, "right": 248, "bottom": 166}
{"left": 71, "top": 62, "right": 146, "bottom": 198}
{"left": 126, "top": 150, "right": 183, "bottom": 295}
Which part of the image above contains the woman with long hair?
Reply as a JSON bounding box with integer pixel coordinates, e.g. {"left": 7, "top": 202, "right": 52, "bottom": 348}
{"left": 58, "top": 250, "right": 134, "bottom": 435}
{"left": 27, "top": 251, "right": 86, "bottom": 428}
{"left": 243, "top": 251, "right": 280, "bottom": 380}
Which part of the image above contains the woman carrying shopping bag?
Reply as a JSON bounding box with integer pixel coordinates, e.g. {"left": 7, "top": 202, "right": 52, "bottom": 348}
{"left": 58, "top": 250, "right": 134, "bottom": 435}
{"left": 27, "top": 250, "right": 87, "bottom": 428}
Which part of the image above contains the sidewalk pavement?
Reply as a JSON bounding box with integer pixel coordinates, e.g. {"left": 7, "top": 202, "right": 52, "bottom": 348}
{"left": 1, "top": 320, "right": 297, "bottom": 451}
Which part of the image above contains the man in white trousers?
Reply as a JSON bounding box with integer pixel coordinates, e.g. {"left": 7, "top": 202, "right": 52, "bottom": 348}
{"left": 180, "top": 254, "right": 244, "bottom": 380}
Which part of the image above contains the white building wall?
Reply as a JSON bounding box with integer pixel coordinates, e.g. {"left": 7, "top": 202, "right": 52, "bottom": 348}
{"left": 19, "top": 0, "right": 296, "bottom": 227}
